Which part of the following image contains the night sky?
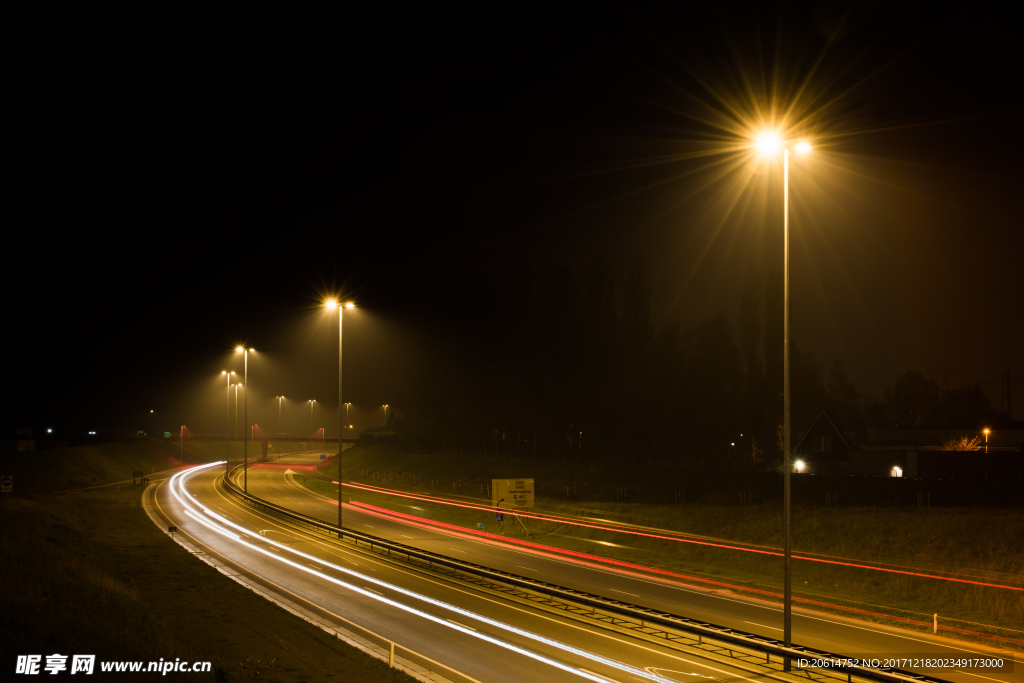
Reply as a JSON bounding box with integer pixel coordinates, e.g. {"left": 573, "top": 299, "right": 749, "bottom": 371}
{"left": 5, "top": 2, "right": 1022, "bottom": 436}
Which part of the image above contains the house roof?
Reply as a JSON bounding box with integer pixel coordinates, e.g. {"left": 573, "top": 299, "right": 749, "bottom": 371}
{"left": 794, "top": 410, "right": 853, "bottom": 454}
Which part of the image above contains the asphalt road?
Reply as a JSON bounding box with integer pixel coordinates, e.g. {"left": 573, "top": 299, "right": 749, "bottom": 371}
{"left": 154, "top": 456, "right": 1019, "bottom": 683}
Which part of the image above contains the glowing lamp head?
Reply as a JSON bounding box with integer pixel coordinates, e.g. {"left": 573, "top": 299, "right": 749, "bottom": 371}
{"left": 235, "top": 346, "right": 244, "bottom": 353}
{"left": 757, "top": 133, "right": 781, "bottom": 154}
{"left": 345, "top": 302, "right": 355, "bottom": 309}
{"left": 325, "top": 299, "right": 338, "bottom": 310}
{"left": 795, "top": 460, "right": 806, "bottom": 472}
{"left": 983, "top": 428, "right": 990, "bottom": 435}
{"left": 796, "top": 142, "right": 813, "bottom": 154}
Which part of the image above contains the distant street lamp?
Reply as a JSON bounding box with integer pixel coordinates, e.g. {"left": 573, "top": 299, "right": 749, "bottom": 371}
{"left": 756, "top": 132, "right": 812, "bottom": 669}
{"left": 221, "top": 371, "right": 236, "bottom": 472}
{"left": 233, "top": 383, "right": 239, "bottom": 458}
{"left": 236, "top": 347, "right": 255, "bottom": 492}
{"left": 326, "top": 299, "right": 355, "bottom": 533}
{"left": 308, "top": 399, "right": 316, "bottom": 435}
{"left": 382, "top": 404, "right": 389, "bottom": 425}
{"left": 276, "top": 396, "right": 284, "bottom": 432}
{"left": 983, "top": 428, "right": 990, "bottom": 453}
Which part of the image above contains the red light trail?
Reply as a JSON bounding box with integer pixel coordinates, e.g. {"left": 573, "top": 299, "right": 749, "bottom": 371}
{"left": 339, "top": 481, "right": 1023, "bottom": 591}
{"left": 348, "top": 501, "right": 1024, "bottom": 646}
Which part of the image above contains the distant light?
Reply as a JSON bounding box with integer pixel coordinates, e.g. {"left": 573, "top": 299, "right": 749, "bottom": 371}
{"left": 757, "top": 133, "right": 780, "bottom": 153}
{"left": 47, "top": 428, "right": 52, "bottom": 434}
{"left": 345, "top": 302, "right": 355, "bottom": 309}
{"left": 795, "top": 460, "right": 805, "bottom": 472}
{"left": 731, "top": 442, "right": 735, "bottom": 446}
{"left": 796, "top": 142, "right": 812, "bottom": 154}
{"left": 325, "top": 299, "right": 338, "bottom": 309}
{"left": 983, "top": 428, "right": 990, "bottom": 434}
{"left": 249, "top": 348, "right": 255, "bottom": 352}
{"left": 88, "top": 431, "right": 96, "bottom": 435}
{"left": 891, "top": 466, "right": 903, "bottom": 478}
{"left": 150, "top": 410, "right": 154, "bottom": 413}
{"left": 235, "top": 346, "right": 244, "bottom": 352}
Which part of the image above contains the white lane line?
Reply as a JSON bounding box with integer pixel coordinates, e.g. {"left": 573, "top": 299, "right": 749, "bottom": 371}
{"left": 193, "top": 470, "right": 768, "bottom": 683}
{"left": 401, "top": 535, "right": 413, "bottom": 539}
{"left": 579, "top": 668, "right": 622, "bottom": 683}
{"left": 447, "top": 619, "right": 476, "bottom": 631}
{"left": 609, "top": 589, "right": 639, "bottom": 597}
{"left": 308, "top": 563, "right": 322, "bottom": 570}
{"left": 448, "top": 548, "right": 467, "bottom": 553}
{"left": 744, "top": 621, "right": 783, "bottom": 631}
{"left": 516, "top": 565, "right": 536, "bottom": 571}
{"left": 364, "top": 587, "right": 384, "bottom": 596}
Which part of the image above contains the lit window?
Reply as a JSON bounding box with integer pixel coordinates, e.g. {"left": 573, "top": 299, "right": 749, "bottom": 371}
{"left": 891, "top": 466, "right": 903, "bottom": 478}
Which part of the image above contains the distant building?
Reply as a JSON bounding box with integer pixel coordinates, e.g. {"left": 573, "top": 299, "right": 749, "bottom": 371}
{"left": 850, "top": 429, "right": 1022, "bottom": 479}
{"left": 793, "top": 410, "right": 853, "bottom": 474}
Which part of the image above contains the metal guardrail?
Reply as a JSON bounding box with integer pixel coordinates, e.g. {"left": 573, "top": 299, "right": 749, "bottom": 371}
{"left": 220, "top": 466, "right": 956, "bottom": 683}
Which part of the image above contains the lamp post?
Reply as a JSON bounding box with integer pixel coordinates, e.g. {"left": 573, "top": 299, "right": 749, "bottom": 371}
{"left": 983, "top": 428, "right": 990, "bottom": 453}
{"left": 180, "top": 425, "right": 185, "bottom": 465}
{"left": 221, "top": 371, "right": 235, "bottom": 472}
{"left": 236, "top": 347, "right": 254, "bottom": 492}
{"left": 308, "top": 400, "right": 315, "bottom": 435}
{"left": 382, "top": 404, "right": 389, "bottom": 426}
{"left": 326, "top": 299, "right": 354, "bottom": 534}
{"left": 757, "top": 133, "right": 811, "bottom": 670}
{"left": 276, "top": 396, "right": 284, "bottom": 433}
{"left": 233, "top": 383, "right": 239, "bottom": 457}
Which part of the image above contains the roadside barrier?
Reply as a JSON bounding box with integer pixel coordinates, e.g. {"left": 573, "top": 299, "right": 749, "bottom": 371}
{"left": 222, "top": 464, "right": 961, "bottom": 683}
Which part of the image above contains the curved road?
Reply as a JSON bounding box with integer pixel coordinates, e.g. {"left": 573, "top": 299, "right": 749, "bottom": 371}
{"left": 152, "top": 456, "right": 1019, "bottom": 683}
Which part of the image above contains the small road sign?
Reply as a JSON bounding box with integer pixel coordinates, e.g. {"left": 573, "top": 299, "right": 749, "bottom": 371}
{"left": 1, "top": 475, "right": 12, "bottom": 493}
{"left": 494, "top": 512, "right": 505, "bottom": 523}
{"left": 491, "top": 478, "right": 534, "bottom": 508}
{"left": 320, "top": 454, "right": 326, "bottom": 460}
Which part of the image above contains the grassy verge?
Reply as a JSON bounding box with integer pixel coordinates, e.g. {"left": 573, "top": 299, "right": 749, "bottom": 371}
{"left": 302, "top": 446, "right": 1024, "bottom": 644}
{"left": 0, "top": 485, "right": 415, "bottom": 682}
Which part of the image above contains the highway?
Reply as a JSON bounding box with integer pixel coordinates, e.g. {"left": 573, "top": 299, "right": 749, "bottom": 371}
{"left": 149, "top": 456, "right": 1020, "bottom": 683}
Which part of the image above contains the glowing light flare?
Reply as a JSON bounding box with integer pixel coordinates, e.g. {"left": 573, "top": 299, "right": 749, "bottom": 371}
{"left": 796, "top": 142, "right": 812, "bottom": 154}
{"left": 756, "top": 133, "right": 780, "bottom": 153}
{"left": 168, "top": 466, "right": 667, "bottom": 683}
{"left": 345, "top": 302, "right": 355, "bottom": 309}
{"left": 325, "top": 299, "right": 338, "bottom": 309}
{"left": 795, "top": 460, "right": 806, "bottom": 472}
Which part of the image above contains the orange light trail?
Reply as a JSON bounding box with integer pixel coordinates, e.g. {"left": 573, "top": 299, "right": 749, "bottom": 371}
{"left": 339, "top": 481, "right": 1024, "bottom": 592}
{"left": 349, "top": 501, "right": 1024, "bottom": 646}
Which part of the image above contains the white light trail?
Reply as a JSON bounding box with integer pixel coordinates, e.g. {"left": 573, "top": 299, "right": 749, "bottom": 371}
{"left": 169, "top": 464, "right": 668, "bottom": 682}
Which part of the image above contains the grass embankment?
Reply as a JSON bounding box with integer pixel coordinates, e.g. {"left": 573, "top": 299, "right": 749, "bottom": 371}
{"left": 0, "top": 485, "right": 415, "bottom": 682}
{"left": 304, "top": 446, "right": 1024, "bottom": 643}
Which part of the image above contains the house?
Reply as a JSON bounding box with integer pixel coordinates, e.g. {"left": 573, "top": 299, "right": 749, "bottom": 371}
{"left": 793, "top": 410, "right": 852, "bottom": 474}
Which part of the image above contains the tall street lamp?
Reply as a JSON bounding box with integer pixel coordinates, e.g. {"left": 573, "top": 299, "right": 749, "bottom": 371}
{"left": 221, "top": 371, "right": 235, "bottom": 472}
{"left": 236, "top": 347, "right": 254, "bottom": 492}
{"left": 276, "top": 396, "right": 284, "bottom": 432}
{"left": 326, "top": 299, "right": 354, "bottom": 533}
{"left": 308, "top": 399, "right": 316, "bottom": 435}
{"left": 757, "top": 132, "right": 811, "bottom": 669}
{"left": 382, "top": 404, "right": 389, "bottom": 425}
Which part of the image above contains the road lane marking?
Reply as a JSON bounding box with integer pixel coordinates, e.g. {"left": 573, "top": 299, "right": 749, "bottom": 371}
{"left": 579, "top": 668, "right": 622, "bottom": 683}
{"left": 448, "top": 548, "right": 466, "bottom": 553}
{"left": 364, "top": 587, "right": 384, "bottom": 596}
{"left": 195, "top": 470, "right": 770, "bottom": 683}
{"left": 344, "top": 504, "right": 1002, "bottom": 657}
{"left": 401, "top": 535, "right": 413, "bottom": 539}
{"left": 744, "top": 621, "right": 782, "bottom": 631}
{"left": 447, "top": 619, "right": 476, "bottom": 631}
{"left": 516, "top": 565, "right": 535, "bottom": 571}
{"left": 609, "top": 589, "right": 639, "bottom": 597}
{"left": 954, "top": 670, "right": 1013, "bottom": 683}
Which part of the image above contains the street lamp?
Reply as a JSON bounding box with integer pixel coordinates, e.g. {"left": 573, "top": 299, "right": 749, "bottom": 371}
{"left": 756, "top": 132, "right": 811, "bottom": 669}
{"left": 221, "top": 371, "right": 235, "bottom": 471}
{"left": 325, "top": 298, "right": 355, "bottom": 534}
{"left": 275, "top": 396, "right": 284, "bottom": 433}
{"left": 308, "top": 399, "right": 316, "bottom": 435}
{"left": 382, "top": 404, "right": 389, "bottom": 425}
{"left": 983, "top": 428, "right": 990, "bottom": 453}
{"left": 236, "top": 347, "right": 255, "bottom": 492}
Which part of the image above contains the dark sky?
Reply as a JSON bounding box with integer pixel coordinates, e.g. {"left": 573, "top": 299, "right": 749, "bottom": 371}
{"left": 5, "top": 1, "right": 1023, "bottom": 435}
